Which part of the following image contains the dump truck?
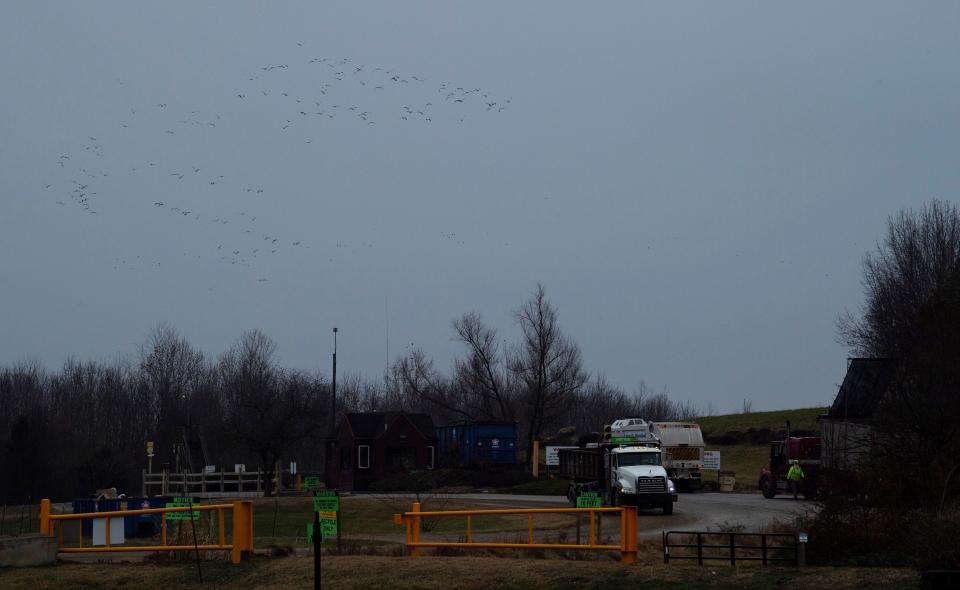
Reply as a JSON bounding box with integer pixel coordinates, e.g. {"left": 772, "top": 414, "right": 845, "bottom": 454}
{"left": 559, "top": 443, "right": 678, "bottom": 514}
{"left": 650, "top": 422, "right": 705, "bottom": 490}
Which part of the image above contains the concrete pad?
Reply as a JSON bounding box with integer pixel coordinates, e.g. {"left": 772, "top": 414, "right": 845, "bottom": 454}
{"left": 0, "top": 534, "right": 58, "bottom": 567}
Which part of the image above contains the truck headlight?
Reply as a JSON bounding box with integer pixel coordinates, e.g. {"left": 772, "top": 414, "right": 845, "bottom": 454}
{"left": 667, "top": 480, "right": 676, "bottom": 493}
{"left": 618, "top": 480, "right": 633, "bottom": 492}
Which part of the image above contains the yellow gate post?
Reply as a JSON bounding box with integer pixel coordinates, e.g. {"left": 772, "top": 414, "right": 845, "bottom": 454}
{"left": 231, "top": 500, "right": 254, "bottom": 564}
{"left": 410, "top": 502, "right": 421, "bottom": 557}
{"left": 532, "top": 440, "right": 540, "bottom": 478}
{"left": 39, "top": 499, "right": 53, "bottom": 537}
{"left": 620, "top": 506, "right": 638, "bottom": 563}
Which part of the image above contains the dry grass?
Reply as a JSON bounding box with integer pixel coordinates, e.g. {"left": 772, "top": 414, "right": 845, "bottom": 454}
{"left": 0, "top": 554, "right": 918, "bottom": 590}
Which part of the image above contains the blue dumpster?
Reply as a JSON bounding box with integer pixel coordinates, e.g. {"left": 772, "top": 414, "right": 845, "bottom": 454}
{"left": 125, "top": 497, "right": 167, "bottom": 537}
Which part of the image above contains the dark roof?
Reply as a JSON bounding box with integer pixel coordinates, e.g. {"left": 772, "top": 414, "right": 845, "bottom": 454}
{"left": 344, "top": 412, "right": 436, "bottom": 440}
{"left": 827, "top": 358, "right": 895, "bottom": 421}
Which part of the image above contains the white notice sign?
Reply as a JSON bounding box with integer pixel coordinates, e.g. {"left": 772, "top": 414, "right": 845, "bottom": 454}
{"left": 92, "top": 516, "right": 125, "bottom": 546}
{"left": 703, "top": 451, "right": 721, "bottom": 470}
{"left": 545, "top": 446, "right": 576, "bottom": 466}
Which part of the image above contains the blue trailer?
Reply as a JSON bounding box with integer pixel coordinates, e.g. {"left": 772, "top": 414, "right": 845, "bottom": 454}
{"left": 436, "top": 422, "right": 518, "bottom": 468}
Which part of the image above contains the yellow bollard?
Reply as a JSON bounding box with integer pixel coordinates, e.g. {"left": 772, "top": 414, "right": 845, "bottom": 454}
{"left": 231, "top": 500, "right": 254, "bottom": 564}
{"left": 620, "top": 506, "right": 638, "bottom": 563}
{"left": 39, "top": 499, "right": 52, "bottom": 537}
{"left": 410, "top": 502, "right": 421, "bottom": 557}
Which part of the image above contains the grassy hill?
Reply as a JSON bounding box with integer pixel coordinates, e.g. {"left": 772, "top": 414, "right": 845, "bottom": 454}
{"left": 696, "top": 406, "right": 828, "bottom": 440}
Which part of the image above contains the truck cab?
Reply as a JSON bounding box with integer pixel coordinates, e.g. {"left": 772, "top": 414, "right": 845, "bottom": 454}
{"left": 607, "top": 446, "right": 678, "bottom": 513}
{"left": 759, "top": 436, "right": 821, "bottom": 498}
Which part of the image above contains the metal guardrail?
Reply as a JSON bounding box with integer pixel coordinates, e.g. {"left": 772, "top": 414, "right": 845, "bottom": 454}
{"left": 394, "top": 502, "right": 639, "bottom": 562}
{"left": 38, "top": 499, "right": 254, "bottom": 564}
{"left": 663, "top": 530, "right": 798, "bottom": 566}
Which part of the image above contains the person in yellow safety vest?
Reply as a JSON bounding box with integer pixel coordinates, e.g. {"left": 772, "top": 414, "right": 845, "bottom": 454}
{"left": 787, "top": 459, "right": 805, "bottom": 500}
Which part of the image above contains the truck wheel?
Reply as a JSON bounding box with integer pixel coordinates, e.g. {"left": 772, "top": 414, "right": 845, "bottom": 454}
{"left": 662, "top": 502, "right": 674, "bottom": 515}
{"left": 610, "top": 490, "right": 619, "bottom": 507}
{"left": 760, "top": 477, "right": 776, "bottom": 499}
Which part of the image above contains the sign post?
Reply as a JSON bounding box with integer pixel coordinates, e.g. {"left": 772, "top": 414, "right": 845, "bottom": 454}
{"left": 312, "top": 510, "right": 321, "bottom": 590}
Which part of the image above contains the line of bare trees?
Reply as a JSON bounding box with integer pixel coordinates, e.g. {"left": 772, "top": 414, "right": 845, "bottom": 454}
{"left": 1, "top": 285, "right": 699, "bottom": 501}
{"left": 0, "top": 326, "right": 330, "bottom": 501}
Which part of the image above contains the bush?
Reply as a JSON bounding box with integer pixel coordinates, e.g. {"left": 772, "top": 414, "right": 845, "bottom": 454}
{"left": 804, "top": 498, "right": 960, "bottom": 568}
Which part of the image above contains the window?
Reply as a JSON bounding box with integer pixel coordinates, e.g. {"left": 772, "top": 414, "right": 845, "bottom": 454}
{"left": 617, "top": 452, "right": 662, "bottom": 467}
{"left": 357, "top": 445, "right": 370, "bottom": 469}
{"left": 426, "top": 446, "right": 435, "bottom": 470}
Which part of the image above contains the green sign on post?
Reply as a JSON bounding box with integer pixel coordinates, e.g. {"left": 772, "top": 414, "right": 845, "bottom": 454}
{"left": 319, "top": 518, "right": 337, "bottom": 536}
{"left": 307, "top": 519, "right": 337, "bottom": 544}
{"left": 304, "top": 476, "right": 321, "bottom": 489}
{"left": 166, "top": 497, "right": 200, "bottom": 521}
{"left": 576, "top": 491, "right": 602, "bottom": 509}
{"left": 313, "top": 493, "right": 339, "bottom": 513}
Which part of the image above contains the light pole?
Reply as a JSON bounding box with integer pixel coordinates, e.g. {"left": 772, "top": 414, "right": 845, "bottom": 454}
{"left": 331, "top": 327, "right": 338, "bottom": 434}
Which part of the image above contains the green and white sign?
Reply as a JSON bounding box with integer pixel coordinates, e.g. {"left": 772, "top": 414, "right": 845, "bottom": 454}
{"left": 304, "top": 476, "right": 321, "bottom": 489}
{"left": 576, "top": 491, "right": 602, "bottom": 508}
{"left": 166, "top": 497, "right": 200, "bottom": 521}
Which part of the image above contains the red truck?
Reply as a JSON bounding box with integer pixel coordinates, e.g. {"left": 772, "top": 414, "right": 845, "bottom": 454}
{"left": 759, "top": 436, "right": 821, "bottom": 499}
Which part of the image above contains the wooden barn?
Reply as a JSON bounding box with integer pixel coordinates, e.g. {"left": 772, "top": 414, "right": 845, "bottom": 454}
{"left": 819, "top": 357, "right": 894, "bottom": 471}
{"left": 325, "top": 412, "right": 437, "bottom": 491}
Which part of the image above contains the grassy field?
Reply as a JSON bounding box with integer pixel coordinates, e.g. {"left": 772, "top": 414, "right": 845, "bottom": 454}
{"left": 0, "top": 554, "right": 918, "bottom": 589}
{"left": 235, "top": 494, "right": 580, "bottom": 548}
{"left": 696, "top": 407, "right": 828, "bottom": 440}
{"left": 698, "top": 444, "right": 771, "bottom": 492}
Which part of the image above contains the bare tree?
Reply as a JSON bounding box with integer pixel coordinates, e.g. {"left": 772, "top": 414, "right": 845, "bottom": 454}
{"left": 452, "top": 312, "right": 514, "bottom": 422}
{"left": 138, "top": 323, "right": 205, "bottom": 465}
{"left": 394, "top": 349, "right": 470, "bottom": 422}
{"left": 839, "top": 200, "right": 960, "bottom": 358}
{"left": 510, "top": 284, "right": 587, "bottom": 461}
{"left": 218, "top": 330, "right": 320, "bottom": 496}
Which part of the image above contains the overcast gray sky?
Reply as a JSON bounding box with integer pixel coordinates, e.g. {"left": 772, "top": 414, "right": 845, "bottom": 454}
{"left": 2, "top": 2, "right": 958, "bottom": 413}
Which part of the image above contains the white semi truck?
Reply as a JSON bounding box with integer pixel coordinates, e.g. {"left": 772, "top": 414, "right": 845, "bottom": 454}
{"left": 608, "top": 418, "right": 706, "bottom": 491}
{"left": 559, "top": 442, "right": 678, "bottom": 514}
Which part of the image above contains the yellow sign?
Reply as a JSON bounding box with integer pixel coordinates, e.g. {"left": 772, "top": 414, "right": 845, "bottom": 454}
{"left": 317, "top": 510, "right": 337, "bottom": 519}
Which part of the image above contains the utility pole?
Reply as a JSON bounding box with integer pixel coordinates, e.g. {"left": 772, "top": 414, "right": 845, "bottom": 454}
{"left": 331, "top": 327, "right": 338, "bottom": 435}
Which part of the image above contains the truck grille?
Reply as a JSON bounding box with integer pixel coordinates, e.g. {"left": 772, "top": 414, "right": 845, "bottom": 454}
{"left": 636, "top": 476, "right": 666, "bottom": 493}
{"left": 667, "top": 447, "right": 700, "bottom": 461}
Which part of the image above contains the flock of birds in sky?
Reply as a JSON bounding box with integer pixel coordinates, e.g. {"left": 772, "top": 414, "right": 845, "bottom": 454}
{"left": 46, "top": 43, "right": 512, "bottom": 279}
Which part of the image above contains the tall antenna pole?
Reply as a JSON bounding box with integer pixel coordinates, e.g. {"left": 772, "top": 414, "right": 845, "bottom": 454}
{"left": 385, "top": 296, "right": 390, "bottom": 374}
{"left": 331, "top": 327, "right": 338, "bottom": 434}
